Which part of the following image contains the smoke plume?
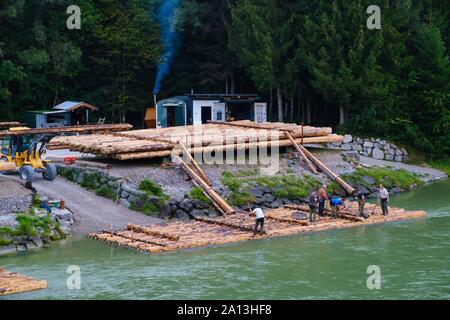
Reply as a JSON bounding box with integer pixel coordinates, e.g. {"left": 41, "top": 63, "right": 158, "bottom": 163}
{"left": 153, "top": 0, "right": 181, "bottom": 95}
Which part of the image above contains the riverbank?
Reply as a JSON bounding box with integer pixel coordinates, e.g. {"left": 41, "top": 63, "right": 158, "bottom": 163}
{"left": 1, "top": 179, "right": 449, "bottom": 300}
{"left": 0, "top": 181, "right": 74, "bottom": 257}
{"left": 52, "top": 148, "right": 447, "bottom": 221}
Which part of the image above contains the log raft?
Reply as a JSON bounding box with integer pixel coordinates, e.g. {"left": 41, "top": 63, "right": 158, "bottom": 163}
{"left": 0, "top": 268, "right": 47, "bottom": 296}
{"left": 88, "top": 204, "right": 426, "bottom": 254}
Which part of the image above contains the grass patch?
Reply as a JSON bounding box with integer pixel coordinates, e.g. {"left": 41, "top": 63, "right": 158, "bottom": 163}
{"left": 95, "top": 185, "right": 116, "bottom": 200}
{"left": 31, "top": 194, "right": 41, "bottom": 207}
{"left": 221, "top": 171, "right": 320, "bottom": 205}
{"left": 15, "top": 214, "right": 55, "bottom": 237}
{"left": 222, "top": 171, "right": 243, "bottom": 192}
{"left": 139, "top": 178, "right": 166, "bottom": 198}
{"left": 228, "top": 192, "right": 256, "bottom": 207}
{"left": 345, "top": 167, "right": 423, "bottom": 190}
{"left": 254, "top": 175, "right": 319, "bottom": 199}
{"left": 429, "top": 160, "right": 450, "bottom": 176}
{"left": 59, "top": 167, "right": 77, "bottom": 182}
{"left": 0, "top": 226, "right": 15, "bottom": 236}
{"left": 81, "top": 172, "right": 102, "bottom": 190}
{"left": 189, "top": 187, "right": 211, "bottom": 205}
{"left": 0, "top": 238, "right": 13, "bottom": 246}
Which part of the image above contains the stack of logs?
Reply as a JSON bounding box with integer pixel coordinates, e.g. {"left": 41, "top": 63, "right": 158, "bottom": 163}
{"left": 0, "top": 123, "right": 133, "bottom": 138}
{"left": 48, "top": 121, "right": 343, "bottom": 160}
{"left": 0, "top": 122, "right": 25, "bottom": 129}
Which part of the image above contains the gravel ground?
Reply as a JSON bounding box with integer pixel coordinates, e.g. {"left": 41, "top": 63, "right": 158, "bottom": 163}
{"left": 0, "top": 179, "right": 31, "bottom": 215}
{"left": 1, "top": 174, "right": 164, "bottom": 235}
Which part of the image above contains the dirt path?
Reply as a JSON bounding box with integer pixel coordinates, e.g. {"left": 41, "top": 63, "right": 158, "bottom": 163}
{"left": 359, "top": 156, "right": 448, "bottom": 181}
{"left": 1, "top": 175, "right": 164, "bottom": 235}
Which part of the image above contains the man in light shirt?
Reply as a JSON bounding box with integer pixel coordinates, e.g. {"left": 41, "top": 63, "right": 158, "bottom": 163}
{"left": 378, "top": 184, "right": 390, "bottom": 215}
{"left": 253, "top": 207, "right": 265, "bottom": 235}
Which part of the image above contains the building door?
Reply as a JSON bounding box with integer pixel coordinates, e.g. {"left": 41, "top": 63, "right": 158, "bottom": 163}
{"left": 201, "top": 106, "right": 212, "bottom": 124}
{"left": 254, "top": 103, "right": 267, "bottom": 123}
{"left": 167, "top": 106, "right": 177, "bottom": 127}
{"left": 213, "top": 103, "right": 226, "bottom": 122}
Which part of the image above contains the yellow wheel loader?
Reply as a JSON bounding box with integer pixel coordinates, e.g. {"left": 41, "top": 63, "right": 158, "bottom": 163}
{"left": 0, "top": 130, "right": 57, "bottom": 182}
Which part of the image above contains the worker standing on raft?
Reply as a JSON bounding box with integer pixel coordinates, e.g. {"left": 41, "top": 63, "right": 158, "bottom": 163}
{"left": 356, "top": 190, "right": 367, "bottom": 218}
{"left": 378, "top": 184, "right": 390, "bottom": 215}
{"left": 318, "top": 185, "right": 328, "bottom": 217}
{"left": 309, "top": 189, "right": 319, "bottom": 222}
{"left": 253, "top": 207, "right": 265, "bottom": 235}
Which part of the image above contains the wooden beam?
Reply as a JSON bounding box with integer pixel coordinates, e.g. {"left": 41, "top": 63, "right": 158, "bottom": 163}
{"left": 179, "top": 142, "right": 212, "bottom": 186}
{"left": 194, "top": 216, "right": 257, "bottom": 233}
{"left": 113, "top": 134, "right": 344, "bottom": 160}
{"left": 177, "top": 157, "right": 235, "bottom": 215}
{"left": 285, "top": 132, "right": 318, "bottom": 174}
{"left": 297, "top": 145, "right": 356, "bottom": 195}
{"left": 127, "top": 224, "right": 179, "bottom": 241}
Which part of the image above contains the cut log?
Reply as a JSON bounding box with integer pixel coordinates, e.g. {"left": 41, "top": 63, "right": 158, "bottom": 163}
{"left": 102, "top": 230, "right": 168, "bottom": 247}
{"left": 178, "top": 142, "right": 212, "bottom": 186}
{"left": 113, "top": 134, "right": 344, "bottom": 160}
{"left": 297, "top": 145, "right": 356, "bottom": 195}
{"left": 127, "top": 224, "right": 179, "bottom": 241}
{"left": 284, "top": 204, "right": 365, "bottom": 222}
{"left": 0, "top": 124, "right": 133, "bottom": 137}
{"left": 194, "top": 216, "right": 257, "bottom": 233}
{"left": 177, "top": 157, "right": 235, "bottom": 215}
{"left": 285, "top": 132, "right": 318, "bottom": 174}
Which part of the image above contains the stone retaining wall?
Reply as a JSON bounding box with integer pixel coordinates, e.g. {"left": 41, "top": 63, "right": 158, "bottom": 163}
{"left": 56, "top": 165, "right": 216, "bottom": 220}
{"left": 328, "top": 135, "right": 408, "bottom": 162}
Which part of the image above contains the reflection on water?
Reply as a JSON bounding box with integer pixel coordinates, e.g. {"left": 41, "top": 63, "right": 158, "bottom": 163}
{"left": 1, "top": 180, "right": 449, "bottom": 300}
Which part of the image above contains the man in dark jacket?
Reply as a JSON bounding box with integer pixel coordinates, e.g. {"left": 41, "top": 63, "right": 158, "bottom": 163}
{"left": 309, "top": 189, "right": 319, "bottom": 222}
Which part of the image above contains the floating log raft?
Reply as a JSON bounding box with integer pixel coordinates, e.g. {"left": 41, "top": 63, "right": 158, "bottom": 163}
{"left": 89, "top": 204, "right": 426, "bottom": 254}
{"left": 0, "top": 268, "right": 47, "bottom": 296}
{"left": 48, "top": 121, "right": 342, "bottom": 160}
{"left": 284, "top": 204, "right": 365, "bottom": 222}
{"left": 0, "top": 123, "right": 133, "bottom": 137}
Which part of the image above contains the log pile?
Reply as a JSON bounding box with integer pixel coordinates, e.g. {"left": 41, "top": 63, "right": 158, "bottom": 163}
{"left": 0, "top": 122, "right": 25, "bottom": 129}
{"left": 88, "top": 204, "right": 426, "bottom": 254}
{"left": 1, "top": 123, "right": 133, "bottom": 138}
{"left": 0, "top": 268, "right": 47, "bottom": 296}
{"left": 48, "top": 121, "right": 343, "bottom": 160}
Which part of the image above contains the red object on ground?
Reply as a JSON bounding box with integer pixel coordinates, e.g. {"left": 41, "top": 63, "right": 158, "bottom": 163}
{"left": 60, "top": 199, "right": 65, "bottom": 210}
{"left": 64, "top": 156, "right": 77, "bottom": 165}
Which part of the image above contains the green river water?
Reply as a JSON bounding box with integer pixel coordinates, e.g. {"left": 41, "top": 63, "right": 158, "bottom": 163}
{"left": 1, "top": 179, "right": 449, "bottom": 300}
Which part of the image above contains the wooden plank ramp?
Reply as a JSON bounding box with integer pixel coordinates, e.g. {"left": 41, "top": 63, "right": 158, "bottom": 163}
{"left": 88, "top": 203, "right": 426, "bottom": 254}
{"left": 0, "top": 268, "right": 47, "bottom": 296}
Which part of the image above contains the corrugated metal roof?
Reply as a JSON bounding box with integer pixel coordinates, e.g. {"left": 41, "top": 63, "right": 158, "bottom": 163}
{"left": 54, "top": 101, "right": 82, "bottom": 110}
{"left": 54, "top": 101, "right": 98, "bottom": 111}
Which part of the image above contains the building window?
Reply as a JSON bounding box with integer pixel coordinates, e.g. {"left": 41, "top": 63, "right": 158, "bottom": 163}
{"left": 216, "top": 111, "right": 223, "bottom": 121}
